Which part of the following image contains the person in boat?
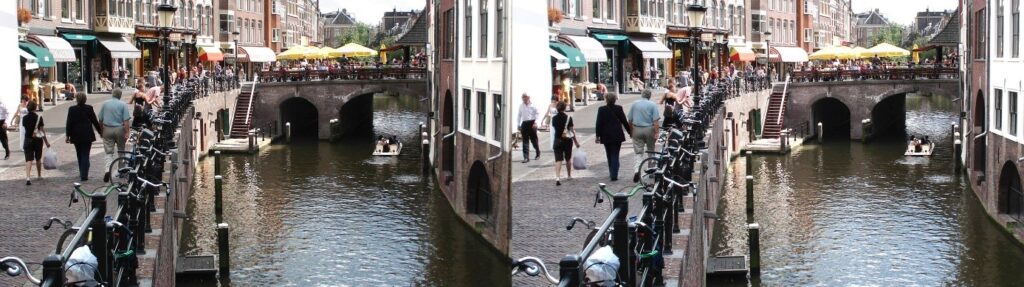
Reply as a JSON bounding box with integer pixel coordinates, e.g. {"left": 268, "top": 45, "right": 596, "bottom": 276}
{"left": 390, "top": 136, "right": 398, "bottom": 146}
{"left": 922, "top": 136, "right": 931, "bottom": 146}
{"left": 912, "top": 136, "right": 922, "bottom": 152}
{"left": 378, "top": 136, "right": 391, "bottom": 153}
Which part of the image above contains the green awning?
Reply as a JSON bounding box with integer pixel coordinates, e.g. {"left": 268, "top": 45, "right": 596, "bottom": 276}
{"left": 62, "top": 33, "right": 96, "bottom": 41}
{"left": 592, "top": 33, "right": 628, "bottom": 41}
{"left": 19, "top": 43, "right": 55, "bottom": 68}
{"left": 550, "top": 42, "right": 586, "bottom": 68}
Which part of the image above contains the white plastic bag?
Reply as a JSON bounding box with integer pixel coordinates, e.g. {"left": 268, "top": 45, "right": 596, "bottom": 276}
{"left": 65, "top": 246, "right": 98, "bottom": 286}
{"left": 43, "top": 149, "right": 58, "bottom": 170}
{"left": 584, "top": 246, "right": 619, "bottom": 286}
{"left": 572, "top": 149, "right": 588, "bottom": 170}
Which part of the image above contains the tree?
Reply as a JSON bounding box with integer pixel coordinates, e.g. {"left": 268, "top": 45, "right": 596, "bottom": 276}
{"left": 336, "top": 23, "right": 374, "bottom": 47}
{"left": 871, "top": 24, "right": 904, "bottom": 47}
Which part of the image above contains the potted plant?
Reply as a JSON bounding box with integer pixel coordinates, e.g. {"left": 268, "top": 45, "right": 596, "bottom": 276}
{"left": 548, "top": 7, "right": 563, "bottom": 25}
{"left": 17, "top": 7, "right": 31, "bottom": 40}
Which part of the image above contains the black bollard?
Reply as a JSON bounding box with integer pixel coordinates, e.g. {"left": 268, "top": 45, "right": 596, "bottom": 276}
{"left": 422, "top": 139, "right": 431, "bottom": 172}
{"left": 214, "top": 151, "right": 222, "bottom": 176}
{"left": 285, "top": 122, "right": 292, "bottom": 143}
{"left": 817, "top": 122, "right": 824, "bottom": 143}
{"left": 91, "top": 193, "right": 109, "bottom": 282}
{"left": 749, "top": 223, "right": 761, "bottom": 276}
{"left": 247, "top": 131, "right": 256, "bottom": 152}
{"left": 745, "top": 151, "right": 753, "bottom": 176}
{"left": 42, "top": 255, "right": 63, "bottom": 286}
{"left": 746, "top": 175, "right": 755, "bottom": 218}
{"left": 612, "top": 193, "right": 634, "bottom": 286}
{"left": 217, "top": 223, "right": 230, "bottom": 278}
{"left": 214, "top": 175, "right": 223, "bottom": 222}
{"left": 559, "top": 255, "right": 582, "bottom": 286}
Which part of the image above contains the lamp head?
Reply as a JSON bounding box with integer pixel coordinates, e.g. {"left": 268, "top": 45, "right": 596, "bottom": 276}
{"left": 157, "top": 4, "right": 177, "bottom": 29}
{"left": 686, "top": 4, "right": 707, "bottom": 28}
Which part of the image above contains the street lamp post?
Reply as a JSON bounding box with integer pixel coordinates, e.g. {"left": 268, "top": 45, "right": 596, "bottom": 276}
{"left": 183, "top": 32, "right": 193, "bottom": 72}
{"left": 232, "top": 29, "right": 240, "bottom": 85}
{"left": 687, "top": 4, "right": 707, "bottom": 104}
{"left": 764, "top": 31, "right": 772, "bottom": 84}
{"left": 157, "top": 4, "right": 177, "bottom": 107}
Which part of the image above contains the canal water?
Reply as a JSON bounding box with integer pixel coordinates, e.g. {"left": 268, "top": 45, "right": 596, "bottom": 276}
{"left": 712, "top": 94, "right": 1024, "bottom": 286}
{"left": 179, "top": 95, "right": 508, "bottom": 286}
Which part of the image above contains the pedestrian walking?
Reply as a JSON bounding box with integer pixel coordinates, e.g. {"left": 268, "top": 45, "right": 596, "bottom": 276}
{"left": 99, "top": 89, "right": 132, "bottom": 182}
{"left": 66, "top": 93, "right": 103, "bottom": 181}
{"left": 551, "top": 102, "right": 579, "bottom": 186}
{"left": 595, "top": 92, "right": 632, "bottom": 181}
{"left": 518, "top": 93, "right": 540, "bottom": 163}
{"left": 22, "top": 101, "right": 50, "bottom": 185}
{"left": 0, "top": 99, "right": 10, "bottom": 160}
{"left": 627, "top": 89, "right": 661, "bottom": 182}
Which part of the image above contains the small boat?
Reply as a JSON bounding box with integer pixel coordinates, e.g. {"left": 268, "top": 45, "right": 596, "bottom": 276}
{"left": 373, "top": 139, "right": 403, "bottom": 156}
{"left": 904, "top": 142, "right": 935, "bottom": 156}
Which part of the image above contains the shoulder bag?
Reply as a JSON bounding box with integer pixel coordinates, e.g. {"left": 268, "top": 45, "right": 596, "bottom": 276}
{"left": 33, "top": 115, "right": 44, "bottom": 139}
{"left": 561, "top": 116, "right": 575, "bottom": 139}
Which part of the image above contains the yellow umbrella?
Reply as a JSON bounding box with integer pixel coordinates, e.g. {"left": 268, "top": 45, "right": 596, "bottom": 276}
{"left": 851, "top": 46, "right": 869, "bottom": 58}
{"left": 318, "top": 46, "right": 344, "bottom": 59}
{"left": 336, "top": 43, "right": 378, "bottom": 57}
{"left": 912, "top": 44, "right": 920, "bottom": 64}
{"left": 808, "top": 46, "right": 838, "bottom": 61}
{"left": 862, "top": 43, "right": 911, "bottom": 58}
{"left": 277, "top": 46, "right": 312, "bottom": 60}
{"left": 809, "top": 46, "right": 857, "bottom": 60}
{"left": 380, "top": 44, "right": 388, "bottom": 64}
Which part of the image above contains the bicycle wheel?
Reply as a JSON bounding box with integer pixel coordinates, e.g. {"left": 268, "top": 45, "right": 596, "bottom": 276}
{"left": 637, "top": 157, "right": 661, "bottom": 189}
{"left": 107, "top": 157, "right": 133, "bottom": 186}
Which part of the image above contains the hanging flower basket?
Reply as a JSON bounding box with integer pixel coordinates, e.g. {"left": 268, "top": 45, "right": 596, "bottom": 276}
{"left": 17, "top": 7, "right": 32, "bottom": 25}
{"left": 548, "top": 7, "right": 563, "bottom": 25}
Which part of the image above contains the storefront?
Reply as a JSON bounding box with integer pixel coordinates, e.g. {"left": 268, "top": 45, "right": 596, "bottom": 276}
{"left": 18, "top": 42, "right": 55, "bottom": 104}
{"left": 625, "top": 36, "right": 672, "bottom": 90}
{"left": 26, "top": 35, "right": 77, "bottom": 101}
{"left": 97, "top": 35, "right": 141, "bottom": 91}
{"left": 549, "top": 42, "right": 586, "bottom": 108}
{"left": 590, "top": 32, "right": 628, "bottom": 93}
{"left": 57, "top": 30, "right": 96, "bottom": 93}
{"left": 767, "top": 46, "right": 809, "bottom": 81}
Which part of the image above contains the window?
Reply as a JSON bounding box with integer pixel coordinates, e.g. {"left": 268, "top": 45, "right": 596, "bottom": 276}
{"left": 977, "top": 9, "right": 987, "bottom": 59}
{"left": 62, "top": 0, "right": 70, "bottom": 19}
{"left": 626, "top": 0, "right": 637, "bottom": 16}
{"left": 594, "top": 0, "right": 601, "bottom": 19}
{"left": 496, "top": 0, "right": 504, "bottom": 57}
{"left": 463, "top": 89, "right": 472, "bottom": 130}
{"left": 752, "top": 14, "right": 763, "bottom": 33}
{"left": 1015, "top": 0, "right": 1020, "bottom": 57}
{"left": 999, "top": 1, "right": 1005, "bottom": 57}
{"left": 1013, "top": 91, "right": 1019, "bottom": 136}
{"left": 997, "top": 89, "right": 1004, "bottom": 130}
{"left": 444, "top": 9, "right": 454, "bottom": 59}
{"left": 478, "top": 91, "right": 487, "bottom": 135}
{"left": 465, "top": 0, "right": 473, "bottom": 58}
{"left": 493, "top": 94, "right": 503, "bottom": 141}
{"left": 273, "top": 28, "right": 280, "bottom": 42}
{"left": 606, "top": 0, "right": 615, "bottom": 20}
{"left": 480, "top": 0, "right": 488, "bottom": 58}
{"left": 220, "top": 13, "right": 233, "bottom": 33}
{"left": 127, "top": 0, "right": 133, "bottom": 18}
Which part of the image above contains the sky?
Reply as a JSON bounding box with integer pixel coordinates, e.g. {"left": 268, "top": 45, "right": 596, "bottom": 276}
{"left": 319, "top": 0, "right": 426, "bottom": 25}
{"left": 851, "top": 0, "right": 959, "bottom": 26}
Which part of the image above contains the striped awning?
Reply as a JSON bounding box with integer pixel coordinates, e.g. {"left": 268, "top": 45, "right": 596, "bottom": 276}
{"left": 199, "top": 47, "right": 224, "bottom": 62}
{"left": 29, "top": 35, "right": 76, "bottom": 62}
{"left": 239, "top": 46, "right": 277, "bottom": 62}
{"left": 98, "top": 37, "right": 141, "bottom": 59}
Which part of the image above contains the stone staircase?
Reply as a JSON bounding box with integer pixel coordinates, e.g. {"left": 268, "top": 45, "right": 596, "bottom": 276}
{"left": 761, "top": 77, "right": 790, "bottom": 139}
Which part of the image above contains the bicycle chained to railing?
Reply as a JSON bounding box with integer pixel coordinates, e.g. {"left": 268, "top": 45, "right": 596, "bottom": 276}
{"left": 2, "top": 78, "right": 200, "bottom": 287}
{"left": 512, "top": 79, "right": 739, "bottom": 286}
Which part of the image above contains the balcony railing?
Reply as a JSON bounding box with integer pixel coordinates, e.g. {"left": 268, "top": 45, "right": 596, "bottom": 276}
{"left": 257, "top": 67, "right": 429, "bottom": 82}
{"left": 791, "top": 66, "right": 960, "bottom": 83}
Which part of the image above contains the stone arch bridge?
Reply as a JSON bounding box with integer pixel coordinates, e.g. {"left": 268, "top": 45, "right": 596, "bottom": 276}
{"left": 784, "top": 79, "right": 959, "bottom": 140}
{"left": 251, "top": 79, "right": 428, "bottom": 139}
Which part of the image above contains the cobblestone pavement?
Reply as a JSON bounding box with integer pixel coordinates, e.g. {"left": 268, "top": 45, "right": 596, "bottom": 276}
{"left": 512, "top": 92, "right": 663, "bottom": 286}
{"left": 0, "top": 94, "right": 127, "bottom": 286}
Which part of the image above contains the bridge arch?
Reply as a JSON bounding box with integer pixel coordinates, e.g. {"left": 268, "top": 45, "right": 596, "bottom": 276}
{"left": 974, "top": 90, "right": 986, "bottom": 172}
{"left": 811, "top": 97, "right": 851, "bottom": 139}
{"left": 869, "top": 93, "right": 908, "bottom": 138}
{"left": 998, "top": 161, "right": 1024, "bottom": 220}
{"left": 280, "top": 97, "right": 319, "bottom": 139}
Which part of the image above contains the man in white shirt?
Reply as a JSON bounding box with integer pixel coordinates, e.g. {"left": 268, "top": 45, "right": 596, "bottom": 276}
{"left": 0, "top": 100, "right": 9, "bottom": 159}
{"left": 518, "top": 93, "right": 540, "bottom": 163}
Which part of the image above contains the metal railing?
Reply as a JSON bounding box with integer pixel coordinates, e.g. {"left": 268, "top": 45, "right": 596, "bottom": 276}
{"left": 791, "top": 66, "right": 959, "bottom": 83}
{"left": 257, "top": 67, "right": 429, "bottom": 82}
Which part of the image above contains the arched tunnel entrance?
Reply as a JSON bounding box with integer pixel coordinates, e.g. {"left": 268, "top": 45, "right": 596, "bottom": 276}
{"left": 281, "top": 97, "right": 319, "bottom": 139}
{"left": 337, "top": 94, "right": 375, "bottom": 138}
{"left": 812, "top": 98, "right": 851, "bottom": 139}
{"left": 870, "top": 94, "right": 908, "bottom": 139}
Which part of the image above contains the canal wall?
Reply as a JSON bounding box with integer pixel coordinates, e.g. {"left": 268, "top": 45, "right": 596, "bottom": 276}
{"left": 677, "top": 105, "right": 730, "bottom": 286}
{"left": 147, "top": 88, "right": 240, "bottom": 286}
{"left": 972, "top": 132, "right": 1024, "bottom": 244}
{"left": 722, "top": 89, "right": 773, "bottom": 157}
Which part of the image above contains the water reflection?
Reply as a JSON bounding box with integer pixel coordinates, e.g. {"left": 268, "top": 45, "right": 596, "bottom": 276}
{"left": 711, "top": 94, "right": 1024, "bottom": 286}
{"left": 179, "top": 94, "right": 508, "bottom": 286}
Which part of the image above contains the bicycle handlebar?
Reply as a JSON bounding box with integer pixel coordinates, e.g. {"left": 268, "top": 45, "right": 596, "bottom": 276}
{"left": 1, "top": 257, "right": 41, "bottom": 284}
{"left": 511, "top": 256, "right": 559, "bottom": 284}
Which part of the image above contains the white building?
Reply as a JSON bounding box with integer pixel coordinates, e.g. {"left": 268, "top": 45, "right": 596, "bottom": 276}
{"left": 990, "top": 0, "right": 1022, "bottom": 143}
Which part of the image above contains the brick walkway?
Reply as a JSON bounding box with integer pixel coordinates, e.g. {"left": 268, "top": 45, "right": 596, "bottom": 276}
{"left": 0, "top": 95, "right": 127, "bottom": 286}
{"left": 512, "top": 92, "right": 696, "bottom": 286}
